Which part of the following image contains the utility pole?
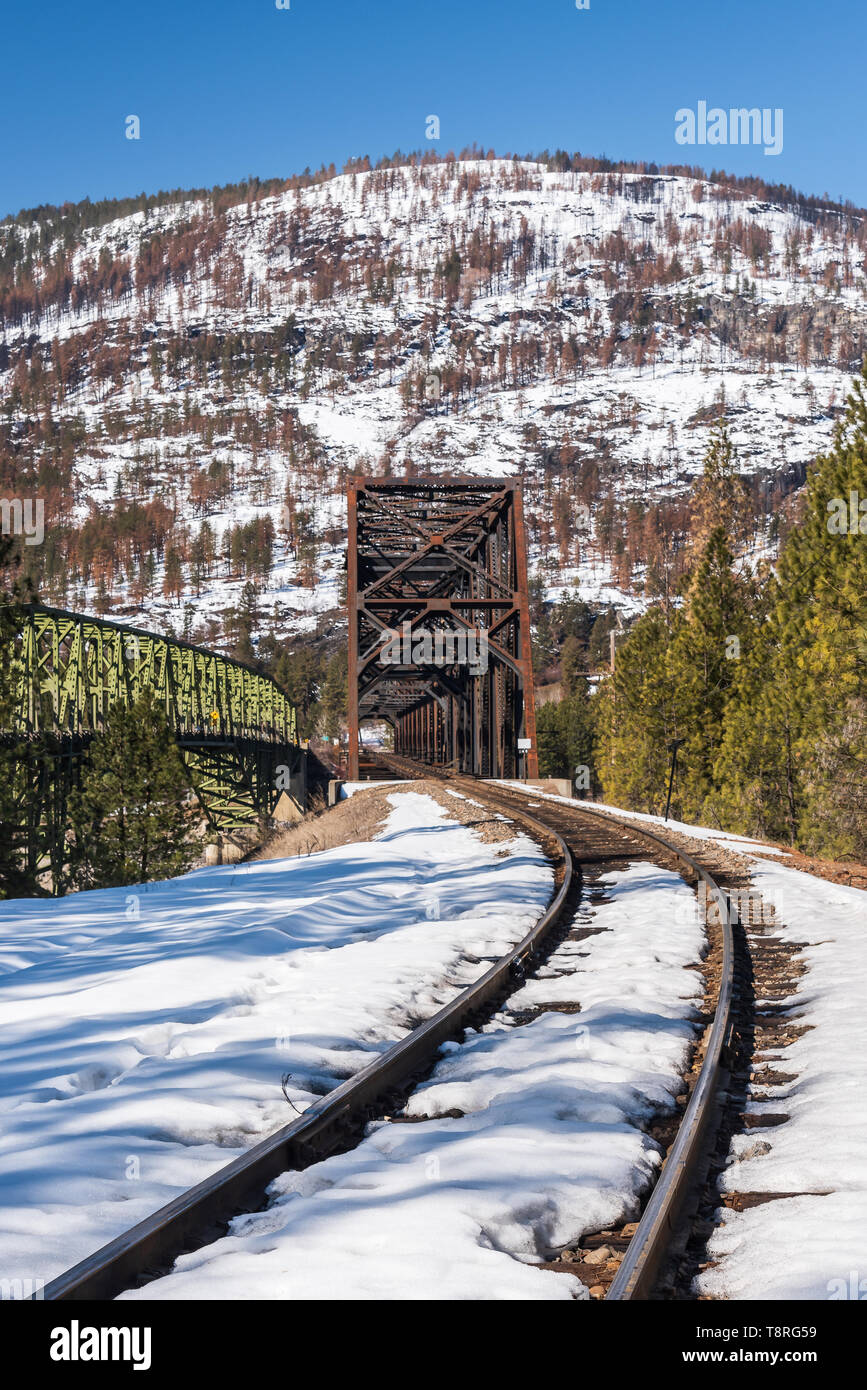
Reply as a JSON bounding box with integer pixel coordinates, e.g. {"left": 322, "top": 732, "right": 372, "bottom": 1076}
{"left": 664, "top": 738, "right": 685, "bottom": 822}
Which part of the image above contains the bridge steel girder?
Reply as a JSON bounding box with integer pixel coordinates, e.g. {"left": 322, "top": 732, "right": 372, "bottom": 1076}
{"left": 346, "top": 477, "right": 538, "bottom": 781}
{"left": 2, "top": 605, "right": 302, "bottom": 846}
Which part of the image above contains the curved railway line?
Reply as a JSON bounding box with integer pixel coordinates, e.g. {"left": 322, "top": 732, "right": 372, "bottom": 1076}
{"left": 40, "top": 763, "right": 739, "bottom": 1302}
{"left": 384, "top": 760, "right": 739, "bottom": 1300}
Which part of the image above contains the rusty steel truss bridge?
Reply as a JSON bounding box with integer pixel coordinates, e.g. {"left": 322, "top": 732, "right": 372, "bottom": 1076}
{"left": 1, "top": 603, "right": 303, "bottom": 880}
{"left": 347, "top": 477, "right": 538, "bottom": 780}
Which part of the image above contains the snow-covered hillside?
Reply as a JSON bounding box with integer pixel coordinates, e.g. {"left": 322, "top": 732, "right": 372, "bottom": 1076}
{"left": 2, "top": 157, "right": 865, "bottom": 648}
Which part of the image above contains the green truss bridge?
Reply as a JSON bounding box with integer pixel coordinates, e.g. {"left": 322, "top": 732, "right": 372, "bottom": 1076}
{"left": 2, "top": 603, "right": 304, "bottom": 875}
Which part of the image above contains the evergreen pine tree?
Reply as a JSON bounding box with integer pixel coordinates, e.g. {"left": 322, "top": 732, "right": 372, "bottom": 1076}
{"left": 717, "top": 366, "right": 867, "bottom": 855}
{"left": 666, "top": 526, "right": 752, "bottom": 822}
{"left": 689, "top": 420, "right": 752, "bottom": 555}
{"left": 560, "top": 633, "right": 585, "bottom": 696}
{"left": 265, "top": 642, "right": 324, "bottom": 738}
{"left": 319, "top": 649, "right": 347, "bottom": 741}
{"left": 230, "top": 582, "right": 258, "bottom": 664}
{"left": 536, "top": 683, "right": 596, "bottom": 791}
{"left": 597, "top": 609, "right": 678, "bottom": 813}
{"left": 66, "top": 690, "right": 196, "bottom": 889}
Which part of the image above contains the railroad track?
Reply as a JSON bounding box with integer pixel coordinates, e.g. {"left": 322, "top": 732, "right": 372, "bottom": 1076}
{"left": 381, "top": 758, "right": 738, "bottom": 1300}
{"left": 39, "top": 764, "right": 736, "bottom": 1302}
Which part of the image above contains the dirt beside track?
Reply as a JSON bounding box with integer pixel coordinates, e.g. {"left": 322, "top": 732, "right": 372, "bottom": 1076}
{"left": 252, "top": 778, "right": 525, "bottom": 861}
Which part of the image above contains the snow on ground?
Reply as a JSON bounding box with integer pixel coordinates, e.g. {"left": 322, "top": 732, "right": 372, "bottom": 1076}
{"left": 123, "top": 860, "right": 704, "bottom": 1300}
{"left": 7, "top": 769, "right": 857, "bottom": 1300}
{"left": 498, "top": 782, "right": 867, "bottom": 1300}
{"left": 339, "top": 779, "right": 412, "bottom": 797}
{"left": 696, "top": 855, "right": 867, "bottom": 1300}
{"left": 0, "top": 790, "right": 550, "bottom": 1287}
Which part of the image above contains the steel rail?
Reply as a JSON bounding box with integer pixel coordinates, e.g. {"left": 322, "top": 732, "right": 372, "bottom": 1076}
{"left": 40, "top": 797, "right": 572, "bottom": 1301}
{"left": 569, "top": 804, "right": 736, "bottom": 1300}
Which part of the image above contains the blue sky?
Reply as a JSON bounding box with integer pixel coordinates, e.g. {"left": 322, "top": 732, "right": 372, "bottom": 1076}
{"left": 2, "top": 0, "right": 864, "bottom": 217}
